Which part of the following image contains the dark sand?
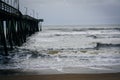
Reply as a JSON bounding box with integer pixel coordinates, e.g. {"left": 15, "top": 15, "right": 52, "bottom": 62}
{"left": 1, "top": 73, "right": 120, "bottom": 80}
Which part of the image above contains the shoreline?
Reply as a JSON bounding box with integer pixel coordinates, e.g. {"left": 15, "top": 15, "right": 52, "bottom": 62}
{"left": 1, "top": 73, "right": 120, "bottom": 80}
{"left": 0, "top": 66, "right": 120, "bottom": 76}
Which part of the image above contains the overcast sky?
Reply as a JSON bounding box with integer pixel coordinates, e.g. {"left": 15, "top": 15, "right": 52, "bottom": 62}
{"left": 20, "top": 0, "right": 120, "bottom": 25}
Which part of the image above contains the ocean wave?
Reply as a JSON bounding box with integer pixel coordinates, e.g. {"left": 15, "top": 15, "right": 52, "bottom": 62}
{"left": 87, "top": 34, "right": 120, "bottom": 39}
{"left": 95, "top": 43, "right": 120, "bottom": 49}
{"left": 0, "top": 26, "right": 120, "bottom": 71}
{"left": 47, "top": 27, "right": 120, "bottom": 32}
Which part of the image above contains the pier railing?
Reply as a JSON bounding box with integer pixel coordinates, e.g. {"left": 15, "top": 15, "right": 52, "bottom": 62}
{"left": 0, "top": 0, "right": 20, "bottom": 16}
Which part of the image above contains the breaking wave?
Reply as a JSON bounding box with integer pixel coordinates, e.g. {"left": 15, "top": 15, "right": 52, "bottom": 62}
{"left": 0, "top": 25, "right": 120, "bottom": 74}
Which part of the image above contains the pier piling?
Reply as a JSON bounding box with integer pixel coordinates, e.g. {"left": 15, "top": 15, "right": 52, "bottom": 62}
{"left": 0, "top": 0, "right": 43, "bottom": 55}
{"left": 0, "top": 21, "right": 8, "bottom": 56}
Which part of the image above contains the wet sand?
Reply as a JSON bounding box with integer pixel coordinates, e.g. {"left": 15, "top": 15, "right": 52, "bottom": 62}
{"left": 1, "top": 73, "right": 120, "bottom": 80}
{"left": 0, "top": 66, "right": 120, "bottom": 80}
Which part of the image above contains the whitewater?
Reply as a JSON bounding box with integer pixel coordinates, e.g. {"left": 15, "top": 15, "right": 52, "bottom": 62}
{"left": 0, "top": 25, "right": 120, "bottom": 74}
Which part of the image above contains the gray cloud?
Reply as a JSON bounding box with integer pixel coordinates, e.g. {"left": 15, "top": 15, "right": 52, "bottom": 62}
{"left": 20, "top": 0, "right": 120, "bottom": 25}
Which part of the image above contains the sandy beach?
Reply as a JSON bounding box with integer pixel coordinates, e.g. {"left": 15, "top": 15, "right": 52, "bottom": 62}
{"left": 0, "top": 67, "right": 120, "bottom": 80}
{"left": 1, "top": 73, "right": 120, "bottom": 80}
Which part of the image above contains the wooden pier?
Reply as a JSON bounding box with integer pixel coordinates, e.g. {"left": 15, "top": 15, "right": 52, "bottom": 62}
{"left": 0, "top": 0, "right": 43, "bottom": 56}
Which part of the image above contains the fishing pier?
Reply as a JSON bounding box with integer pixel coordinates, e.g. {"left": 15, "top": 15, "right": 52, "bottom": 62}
{"left": 0, "top": 0, "right": 43, "bottom": 56}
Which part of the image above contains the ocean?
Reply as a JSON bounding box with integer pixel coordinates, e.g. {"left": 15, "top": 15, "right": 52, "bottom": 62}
{"left": 0, "top": 25, "right": 120, "bottom": 74}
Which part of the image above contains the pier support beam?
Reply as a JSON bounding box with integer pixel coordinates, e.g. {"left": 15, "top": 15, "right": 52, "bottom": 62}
{"left": 0, "top": 21, "right": 8, "bottom": 56}
{"left": 39, "top": 19, "right": 44, "bottom": 31}
{"left": 39, "top": 22, "right": 42, "bottom": 31}
{"left": 6, "top": 20, "right": 13, "bottom": 50}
